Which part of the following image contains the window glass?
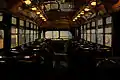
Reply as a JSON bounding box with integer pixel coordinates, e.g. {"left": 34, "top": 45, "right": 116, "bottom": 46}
{"left": 0, "top": 30, "right": 4, "bottom": 49}
{"left": 11, "top": 27, "right": 18, "bottom": 48}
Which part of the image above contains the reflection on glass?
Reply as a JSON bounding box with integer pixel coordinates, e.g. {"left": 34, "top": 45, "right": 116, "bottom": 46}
{"left": 0, "top": 30, "right": 4, "bottom": 49}
{"left": 105, "top": 34, "right": 111, "bottom": 47}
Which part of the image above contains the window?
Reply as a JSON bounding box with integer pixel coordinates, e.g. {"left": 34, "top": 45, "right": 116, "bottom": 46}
{"left": 87, "top": 30, "right": 90, "bottom": 41}
{"left": 60, "top": 31, "right": 72, "bottom": 39}
{"left": 30, "top": 30, "right": 34, "bottom": 42}
{"left": 97, "top": 29, "right": 103, "bottom": 45}
{"left": 91, "top": 29, "right": 96, "bottom": 43}
{"left": 53, "top": 31, "right": 59, "bottom": 38}
{"left": 20, "top": 20, "right": 24, "bottom": 26}
{"left": 41, "top": 31, "right": 44, "bottom": 39}
{"left": 45, "top": 31, "right": 72, "bottom": 40}
{"left": 19, "top": 29, "right": 24, "bottom": 45}
{"left": 105, "top": 16, "right": 112, "bottom": 47}
{"left": 0, "top": 13, "right": 3, "bottom": 22}
{"left": 84, "top": 25, "right": 87, "bottom": 40}
{"left": 25, "top": 30, "right": 29, "bottom": 43}
{"left": 45, "top": 31, "right": 52, "bottom": 39}
{"left": 11, "top": 27, "right": 18, "bottom": 48}
{"left": 26, "top": 22, "right": 29, "bottom": 28}
{"left": 0, "top": 30, "right": 4, "bottom": 49}
{"left": 12, "top": 17, "right": 17, "bottom": 25}
{"left": 98, "top": 18, "right": 103, "bottom": 26}
{"left": 34, "top": 30, "right": 37, "bottom": 41}
{"left": 81, "top": 26, "right": 84, "bottom": 39}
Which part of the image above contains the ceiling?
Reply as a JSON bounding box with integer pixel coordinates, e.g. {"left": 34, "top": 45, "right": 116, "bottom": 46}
{"left": 3, "top": 0, "right": 120, "bottom": 29}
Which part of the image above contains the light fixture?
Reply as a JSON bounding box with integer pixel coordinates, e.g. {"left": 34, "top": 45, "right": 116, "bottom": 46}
{"left": 31, "top": 7, "right": 37, "bottom": 10}
{"left": 84, "top": 7, "right": 90, "bottom": 11}
{"left": 36, "top": 12, "right": 40, "bottom": 14}
{"left": 24, "top": 56, "right": 30, "bottom": 59}
{"left": 80, "top": 11, "right": 84, "bottom": 14}
{"left": 40, "top": 14, "right": 43, "bottom": 17}
{"left": 77, "top": 14, "right": 80, "bottom": 17}
{"left": 88, "top": 12, "right": 92, "bottom": 15}
{"left": 44, "top": 19, "right": 47, "bottom": 21}
{"left": 91, "top": 1, "right": 96, "bottom": 6}
{"left": 24, "top": 0, "right": 31, "bottom": 5}
{"left": 42, "top": 17, "right": 45, "bottom": 20}
{"left": 75, "top": 17, "right": 77, "bottom": 20}
{"left": 73, "top": 19, "right": 75, "bottom": 21}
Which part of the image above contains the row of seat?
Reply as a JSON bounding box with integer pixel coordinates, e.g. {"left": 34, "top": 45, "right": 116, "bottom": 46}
{"left": 65, "top": 39, "right": 120, "bottom": 79}
{"left": 0, "top": 39, "right": 55, "bottom": 79}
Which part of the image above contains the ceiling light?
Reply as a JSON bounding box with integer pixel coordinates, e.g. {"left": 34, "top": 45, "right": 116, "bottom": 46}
{"left": 84, "top": 7, "right": 90, "bottom": 11}
{"left": 42, "top": 17, "right": 45, "bottom": 20}
{"left": 80, "top": 11, "right": 84, "bottom": 14}
{"left": 40, "top": 14, "right": 43, "bottom": 17}
{"left": 77, "top": 15, "right": 80, "bottom": 17}
{"left": 36, "top": 12, "right": 40, "bottom": 14}
{"left": 75, "top": 17, "right": 77, "bottom": 20}
{"left": 73, "top": 19, "right": 75, "bottom": 21}
{"left": 24, "top": 0, "right": 31, "bottom": 5}
{"left": 31, "top": 7, "right": 37, "bottom": 10}
{"left": 91, "top": 2, "right": 96, "bottom": 6}
{"left": 88, "top": 12, "right": 92, "bottom": 15}
{"left": 44, "top": 19, "right": 47, "bottom": 21}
